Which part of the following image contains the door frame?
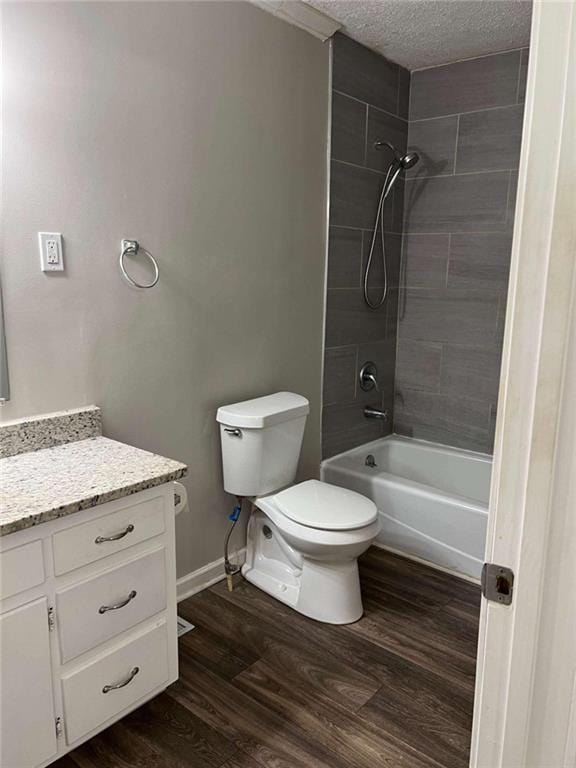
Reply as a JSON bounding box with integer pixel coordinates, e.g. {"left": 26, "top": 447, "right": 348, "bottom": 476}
{"left": 470, "top": 1, "right": 576, "bottom": 766}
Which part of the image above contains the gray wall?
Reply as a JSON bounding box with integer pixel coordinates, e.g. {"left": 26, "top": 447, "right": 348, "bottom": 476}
{"left": 323, "top": 34, "right": 409, "bottom": 458}
{"left": 395, "top": 48, "right": 529, "bottom": 453}
{"left": 2, "top": 2, "right": 329, "bottom": 578}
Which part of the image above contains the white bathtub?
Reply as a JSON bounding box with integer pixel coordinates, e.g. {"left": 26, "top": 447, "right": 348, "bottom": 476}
{"left": 321, "top": 435, "right": 491, "bottom": 581}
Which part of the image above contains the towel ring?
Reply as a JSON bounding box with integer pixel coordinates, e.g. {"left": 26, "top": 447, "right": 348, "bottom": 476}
{"left": 119, "top": 239, "right": 159, "bottom": 289}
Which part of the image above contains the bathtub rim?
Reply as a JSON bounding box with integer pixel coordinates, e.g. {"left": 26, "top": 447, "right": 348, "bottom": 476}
{"left": 321, "top": 433, "right": 492, "bottom": 513}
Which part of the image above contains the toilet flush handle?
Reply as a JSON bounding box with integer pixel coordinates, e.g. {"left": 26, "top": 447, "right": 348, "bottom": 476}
{"left": 224, "top": 428, "right": 242, "bottom": 437}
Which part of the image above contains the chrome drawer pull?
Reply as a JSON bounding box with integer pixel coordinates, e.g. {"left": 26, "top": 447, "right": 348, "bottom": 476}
{"left": 102, "top": 666, "right": 139, "bottom": 694}
{"left": 98, "top": 590, "right": 137, "bottom": 614}
{"left": 95, "top": 524, "right": 134, "bottom": 544}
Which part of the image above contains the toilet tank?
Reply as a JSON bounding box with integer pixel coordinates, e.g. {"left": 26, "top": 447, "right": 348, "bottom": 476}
{"left": 216, "top": 392, "right": 309, "bottom": 497}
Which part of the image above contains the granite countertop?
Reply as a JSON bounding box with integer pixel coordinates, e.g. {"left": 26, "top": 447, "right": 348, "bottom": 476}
{"left": 0, "top": 435, "right": 187, "bottom": 536}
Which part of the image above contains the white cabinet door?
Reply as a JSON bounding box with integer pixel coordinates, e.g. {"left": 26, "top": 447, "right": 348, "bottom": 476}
{"left": 0, "top": 598, "right": 57, "bottom": 768}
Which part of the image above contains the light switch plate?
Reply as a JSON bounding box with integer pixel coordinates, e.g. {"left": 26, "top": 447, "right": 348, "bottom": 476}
{"left": 39, "top": 232, "right": 64, "bottom": 272}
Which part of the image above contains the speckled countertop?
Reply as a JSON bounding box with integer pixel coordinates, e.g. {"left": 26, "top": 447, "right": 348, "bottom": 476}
{"left": 0, "top": 436, "right": 187, "bottom": 536}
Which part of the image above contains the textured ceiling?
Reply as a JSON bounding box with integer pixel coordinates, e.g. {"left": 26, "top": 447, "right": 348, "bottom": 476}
{"left": 303, "top": 0, "right": 532, "bottom": 70}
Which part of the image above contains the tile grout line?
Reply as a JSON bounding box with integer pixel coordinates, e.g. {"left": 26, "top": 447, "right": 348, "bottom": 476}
{"left": 334, "top": 156, "right": 514, "bottom": 181}
{"left": 332, "top": 88, "right": 409, "bottom": 123}
{"left": 453, "top": 114, "right": 461, "bottom": 175}
{"left": 363, "top": 102, "right": 369, "bottom": 167}
{"left": 410, "top": 45, "right": 526, "bottom": 74}
{"left": 410, "top": 100, "right": 524, "bottom": 123}
{"left": 514, "top": 48, "right": 524, "bottom": 104}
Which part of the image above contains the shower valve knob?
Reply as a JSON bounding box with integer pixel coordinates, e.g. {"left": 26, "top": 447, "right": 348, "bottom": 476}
{"left": 359, "top": 361, "right": 379, "bottom": 392}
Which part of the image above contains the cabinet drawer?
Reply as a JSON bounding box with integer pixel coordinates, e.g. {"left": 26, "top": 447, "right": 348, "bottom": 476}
{"left": 0, "top": 539, "right": 45, "bottom": 600}
{"left": 62, "top": 620, "right": 169, "bottom": 745}
{"left": 52, "top": 495, "right": 166, "bottom": 575}
{"left": 56, "top": 547, "right": 167, "bottom": 662}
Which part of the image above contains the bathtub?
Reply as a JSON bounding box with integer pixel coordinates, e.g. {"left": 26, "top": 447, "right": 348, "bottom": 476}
{"left": 321, "top": 435, "right": 491, "bottom": 581}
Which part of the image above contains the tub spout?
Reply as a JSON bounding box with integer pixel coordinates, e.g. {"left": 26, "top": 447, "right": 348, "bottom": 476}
{"left": 364, "top": 405, "right": 389, "bottom": 421}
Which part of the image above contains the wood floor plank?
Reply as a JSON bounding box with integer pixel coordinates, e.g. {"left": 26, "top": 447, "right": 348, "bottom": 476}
{"left": 178, "top": 621, "right": 259, "bottom": 681}
{"left": 345, "top": 597, "right": 477, "bottom": 689}
{"left": 181, "top": 586, "right": 381, "bottom": 712}
{"left": 171, "top": 648, "right": 349, "bottom": 768}
{"left": 220, "top": 755, "right": 264, "bottom": 768}
{"left": 360, "top": 670, "right": 473, "bottom": 768}
{"left": 235, "top": 655, "right": 445, "bottom": 768}
{"left": 48, "top": 757, "right": 82, "bottom": 768}
{"left": 359, "top": 549, "right": 480, "bottom": 610}
{"left": 65, "top": 720, "right": 165, "bottom": 768}
{"left": 122, "top": 691, "right": 237, "bottom": 768}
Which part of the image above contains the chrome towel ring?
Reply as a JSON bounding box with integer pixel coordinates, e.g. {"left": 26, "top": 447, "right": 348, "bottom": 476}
{"left": 119, "top": 239, "right": 159, "bottom": 289}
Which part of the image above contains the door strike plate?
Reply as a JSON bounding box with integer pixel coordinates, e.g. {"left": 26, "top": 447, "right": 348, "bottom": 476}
{"left": 481, "top": 563, "right": 514, "bottom": 605}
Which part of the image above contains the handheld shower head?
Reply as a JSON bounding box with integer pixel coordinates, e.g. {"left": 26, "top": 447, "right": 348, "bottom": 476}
{"left": 400, "top": 152, "right": 419, "bottom": 169}
{"left": 374, "top": 141, "right": 420, "bottom": 171}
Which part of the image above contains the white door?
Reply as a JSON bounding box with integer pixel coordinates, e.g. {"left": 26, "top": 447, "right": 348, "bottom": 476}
{"left": 471, "top": 2, "right": 576, "bottom": 766}
{"left": 0, "top": 598, "right": 57, "bottom": 768}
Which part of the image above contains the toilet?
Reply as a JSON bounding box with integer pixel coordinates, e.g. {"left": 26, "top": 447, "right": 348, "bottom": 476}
{"left": 216, "top": 392, "right": 380, "bottom": 624}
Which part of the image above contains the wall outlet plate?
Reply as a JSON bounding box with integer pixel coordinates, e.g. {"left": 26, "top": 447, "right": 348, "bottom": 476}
{"left": 38, "top": 232, "right": 64, "bottom": 272}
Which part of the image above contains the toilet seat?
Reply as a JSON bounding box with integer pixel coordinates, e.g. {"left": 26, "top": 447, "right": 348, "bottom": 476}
{"left": 270, "top": 479, "right": 378, "bottom": 531}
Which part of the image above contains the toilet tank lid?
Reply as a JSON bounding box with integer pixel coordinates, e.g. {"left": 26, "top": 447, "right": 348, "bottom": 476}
{"left": 216, "top": 392, "right": 309, "bottom": 429}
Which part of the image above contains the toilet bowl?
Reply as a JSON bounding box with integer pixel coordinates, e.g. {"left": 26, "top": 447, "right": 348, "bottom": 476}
{"left": 217, "top": 392, "right": 380, "bottom": 624}
{"left": 243, "top": 480, "right": 380, "bottom": 623}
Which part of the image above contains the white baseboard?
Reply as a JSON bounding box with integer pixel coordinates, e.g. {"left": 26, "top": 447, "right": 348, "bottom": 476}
{"left": 177, "top": 549, "right": 246, "bottom": 602}
{"left": 372, "top": 541, "right": 481, "bottom": 585}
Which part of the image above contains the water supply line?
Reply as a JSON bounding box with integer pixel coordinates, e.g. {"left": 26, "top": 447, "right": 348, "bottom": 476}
{"left": 224, "top": 497, "right": 244, "bottom": 591}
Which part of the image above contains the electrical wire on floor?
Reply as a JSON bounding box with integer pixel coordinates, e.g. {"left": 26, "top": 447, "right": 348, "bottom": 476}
{"left": 224, "top": 497, "right": 243, "bottom": 592}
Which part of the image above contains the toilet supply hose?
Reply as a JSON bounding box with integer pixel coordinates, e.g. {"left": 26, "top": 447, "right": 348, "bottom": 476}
{"left": 224, "top": 497, "right": 243, "bottom": 592}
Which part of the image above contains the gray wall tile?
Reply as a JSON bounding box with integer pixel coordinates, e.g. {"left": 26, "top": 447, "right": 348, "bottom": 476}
{"left": 325, "top": 40, "right": 527, "bottom": 458}
{"left": 404, "top": 171, "right": 509, "bottom": 233}
{"left": 395, "top": 340, "right": 442, "bottom": 393}
{"left": 330, "top": 160, "right": 384, "bottom": 229}
{"left": 456, "top": 105, "right": 524, "bottom": 173}
{"left": 440, "top": 345, "right": 502, "bottom": 402}
{"left": 517, "top": 48, "right": 530, "bottom": 103}
{"left": 406, "top": 115, "right": 458, "bottom": 177}
{"left": 365, "top": 107, "right": 408, "bottom": 172}
{"left": 323, "top": 34, "right": 409, "bottom": 457}
{"left": 332, "top": 33, "right": 399, "bottom": 115}
{"left": 448, "top": 232, "right": 513, "bottom": 290}
{"left": 401, "top": 234, "right": 449, "bottom": 290}
{"left": 331, "top": 92, "right": 366, "bottom": 165}
{"left": 398, "top": 289, "right": 499, "bottom": 346}
{"left": 326, "top": 288, "right": 388, "bottom": 346}
{"left": 322, "top": 416, "right": 385, "bottom": 459}
{"left": 395, "top": 47, "right": 526, "bottom": 455}
{"left": 394, "top": 388, "right": 493, "bottom": 452}
{"left": 410, "top": 50, "right": 521, "bottom": 120}
{"left": 327, "top": 226, "right": 363, "bottom": 288}
{"left": 323, "top": 346, "right": 357, "bottom": 405}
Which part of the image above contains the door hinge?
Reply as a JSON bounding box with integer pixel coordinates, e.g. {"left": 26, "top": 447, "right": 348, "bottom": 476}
{"left": 481, "top": 563, "right": 514, "bottom": 605}
{"left": 55, "top": 717, "right": 64, "bottom": 739}
{"left": 48, "top": 605, "right": 55, "bottom": 632}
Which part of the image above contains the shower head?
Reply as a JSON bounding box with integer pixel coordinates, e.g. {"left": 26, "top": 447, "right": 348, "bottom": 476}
{"left": 373, "top": 141, "right": 419, "bottom": 171}
{"left": 400, "top": 152, "right": 419, "bottom": 169}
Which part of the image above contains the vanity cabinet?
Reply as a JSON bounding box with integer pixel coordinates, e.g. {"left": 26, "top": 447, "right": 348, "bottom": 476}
{"left": 0, "top": 483, "right": 178, "bottom": 768}
{"left": 0, "top": 598, "right": 57, "bottom": 768}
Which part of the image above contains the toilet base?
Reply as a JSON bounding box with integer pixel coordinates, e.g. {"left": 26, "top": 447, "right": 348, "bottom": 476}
{"left": 242, "top": 510, "right": 364, "bottom": 624}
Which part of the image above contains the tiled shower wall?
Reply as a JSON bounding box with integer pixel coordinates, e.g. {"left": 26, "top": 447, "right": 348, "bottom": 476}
{"left": 323, "top": 34, "right": 410, "bottom": 458}
{"left": 395, "top": 48, "right": 529, "bottom": 453}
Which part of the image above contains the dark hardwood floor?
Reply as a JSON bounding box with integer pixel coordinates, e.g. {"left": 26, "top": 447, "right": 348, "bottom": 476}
{"left": 54, "top": 548, "right": 480, "bottom": 768}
